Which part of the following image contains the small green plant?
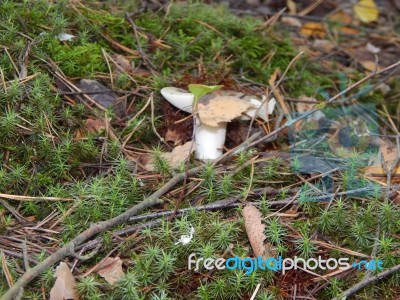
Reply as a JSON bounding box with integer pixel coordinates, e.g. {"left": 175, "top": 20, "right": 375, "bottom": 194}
{"left": 295, "top": 230, "right": 316, "bottom": 259}
{"left": 0, "top": 1, "right": 398, "bottom": 299}
{"left": 265, "top": 217, "right": 286, "bottom": 246}
{"left": 76, "top": 276, "right": 101, "bottom": 298}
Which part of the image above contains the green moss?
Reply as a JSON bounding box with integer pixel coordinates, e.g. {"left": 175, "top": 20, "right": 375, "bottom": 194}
{"left": 0, "top": 1, "right": 399, "bottom": 299}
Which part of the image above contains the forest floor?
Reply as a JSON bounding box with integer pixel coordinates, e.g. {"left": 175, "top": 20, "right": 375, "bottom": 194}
{"left": 0, "top": 0, "right": 400, "bottom": 299}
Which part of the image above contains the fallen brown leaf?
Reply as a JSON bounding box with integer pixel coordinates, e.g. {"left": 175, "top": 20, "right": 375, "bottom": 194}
{"left": 338, "top": 26, "right": 360, "bottom": 35}
{"left": 163, "top": 141, "right": 196, "bottom": 168}
{"left": 144, "top": 141, "right": 196, "bottom": 171}
{"left": 281, "top": 16, "right": 302, "bottom": 27}
{"left": 97, "top": 257, "right": 124, "bottom": 285}
{"left": 300, "top": 22, "right": 326, "bottom": 38}
{"left": 269, "top": 69, "right": 291, "bottom": 116}
{"left": 363, "top": 138, "right": 400, "bottom": 178}
{"left": 392, "top": 192, "right": 400, "bottom": 205}
{"left": 328, "top": 10, "right": 353, "bottom": 24}
{"left": 243, "top": 205, "right": 274, "bottom": 258}
{"left": 49, "top": 262, "right": 78, "bottom": 300}
{"left": 84, "top": 118, "right": 106, "bottom": 134}
{"left": 359, "top": 60, "right": 383, "bottom": 72}
{"left": 286, "top": 0, "right": 297, "bottom": 14}
{"left": 312, "top": 39, "right": 335, "bottom": 52}
{"left": 165, "top": 129, "right": 182, "bottom": 145}
{"left": 295, "top": 96, "right": 318, "bottom": 113}
{"left": 111, "top": 54, "right": 133, "bottom": 73}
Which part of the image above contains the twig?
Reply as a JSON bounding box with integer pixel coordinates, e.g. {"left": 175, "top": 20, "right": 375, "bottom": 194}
{"left": 238, "top": 60, "right": 400, "bottom": 159}
{"left": 101, "top": 48, "right": 114, "bottom": 89}
{"left": 1, "top": 166, "right": 202, "bottom": 300}
{"left": 0, "top": 199, "right": 26, "bottom": 223}
{"left": 381, "top": 135, "right": 400, "bottom": 200}
{"left": 250, "top": 283, "right": 261, "bottom": 300}
{"left": 18, "top": 40, "right": 37, "bottom": 80}
{"left": 70, "top": 244, "right": 101, "bottom": 261}
{"left": 1, "top": 252, "right": 14, "bottom": 287}
{"left": 125, "top": 13, "right": 156, "bottom": 72}
{"left": 22, "top": 240, "right": 29, "bottom": 271}
{"left": 150, "top": 92, "right": 172, "bottom": 149}
{"left": 0, "top": 248, "right": 37, "bottom": 265}
{"left": 332, "top": 263, "right": 400, "bottom": 300}
{"left": 0, "top": 193, "right": 73, "bottom": 202}
{"left": 246, "top": 51, "right": 304, "bottom": 139}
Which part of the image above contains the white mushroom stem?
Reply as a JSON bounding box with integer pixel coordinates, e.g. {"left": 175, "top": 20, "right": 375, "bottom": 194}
{"left": 195, "top": 117, "right": 227, "bottom": 160}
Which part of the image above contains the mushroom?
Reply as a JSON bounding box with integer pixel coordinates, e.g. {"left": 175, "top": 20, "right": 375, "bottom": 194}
{"left": 161, "top": 87, "right": 276, "bottom": 160}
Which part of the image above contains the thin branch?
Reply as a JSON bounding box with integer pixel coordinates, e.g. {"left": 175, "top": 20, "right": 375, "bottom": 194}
{"left": 150, "top": 92, "right": 172, "bottom": 149}
{"left": 332, "top": 263, "right": 400, "bottom": 300}
{"left": 1, "top": 166, "right": 202, "bottom": 300}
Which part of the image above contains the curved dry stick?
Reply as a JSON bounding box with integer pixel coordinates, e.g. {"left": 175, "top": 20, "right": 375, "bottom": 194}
{"left": 332, "top": 263, "right": 400, "bottom": 300}
{"left": 1, "top": 167, "right": 202, "bottom": 300}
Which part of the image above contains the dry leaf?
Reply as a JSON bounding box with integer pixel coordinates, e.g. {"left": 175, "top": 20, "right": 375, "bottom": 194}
{"left": 164, "top": 129, "right": 182, "bottom": 145}
{"left": 296, "top": 97, "right": 318, "bottom": 113}
{"left": 111, "top": 54, "right": 133, "bottom": 73}
{"left": 392, "top": 192, "right": 400, "bottom": 205}
{"left": 339, "top": 26, "right": 360, "bottom": 35}
{"left": 268, "top": 69, "right": 290, "bottom": 116}
{"left": 75, "top": 118, "right": 106, "bottom": 139}
{"left": 312, "top": 39, "right": 335, "bottom": 52}
{"left": 286, "top": 0, "right": 297, "bottom": 14}
{"left": 198, "top": 96, "right": 252, "bottom": 127}
{"left": 328, "top": 11, "right": 353, "bottom": 24}
{"left": 76, "top": 79, "right": 125, "bottom": 117}
{"left": 243, "top": 205, "right": 273, "bottom": 258}
{"left": 327, "top": 11, "right": 359, "bottom": 35}
{"left": 281, "top": 16, "right": 302, "bottom": 27}
{"left": 50, "top": 262, "right": 78, "bottom": 300}
{"left": 163, "top": 141, "right": 196, "bottom": 168}
{"left": 97, "top": 257, "right": 124, "bottom": 285}
{"left": 363, "top": 138, "right": 400, "bottom": 178}
{"left": 300, "top": 22, "right": 326, "bottom": 38}
{"left": 84, "top": 118, "right": 106, "bottom": 134}
{"left": 380, "top": 138, "right": 398, "bottom": 166}
{"left": 354, "top": 0, "right": 379, "bottom": 23}
{"left": 144, "top": 141, "right": 196, "bottom": 171}
{"left": 359, "top": 61, "right": 383, "bottom": 72}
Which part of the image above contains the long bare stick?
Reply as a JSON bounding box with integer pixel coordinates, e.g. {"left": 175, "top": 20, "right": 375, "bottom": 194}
{"left": 1, "top": 167, "right": 202, "bottom": 300}
{"left": 332, "top": 263, "right": 400, "bottom": 300}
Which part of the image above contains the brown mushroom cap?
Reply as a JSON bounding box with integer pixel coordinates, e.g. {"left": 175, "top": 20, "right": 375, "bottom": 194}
{"left": 197, "top": 92, "right": 254, "bottom": 127}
